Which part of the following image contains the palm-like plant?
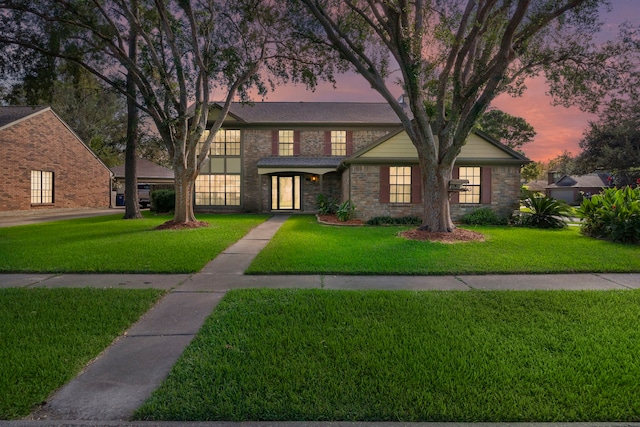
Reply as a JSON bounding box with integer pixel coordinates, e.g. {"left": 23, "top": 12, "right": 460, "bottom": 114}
{"left": 520, "top": 196, "right": 572, "bottom": 229}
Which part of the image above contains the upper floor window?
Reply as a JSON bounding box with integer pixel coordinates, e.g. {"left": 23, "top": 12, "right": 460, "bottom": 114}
{"left": 458, "top": 166, "right": 481, "bottom": 204}
{"left": 389, "top": 166, "right": 411, "bottom": 203}
{"left": 331, "top": 131, "right": 347, "bottom": 156}
{"left": 197, "top": 129, "right": 241, "bottom": 157}
{"left": 31, "top": 170, "right": 53, "bottom": 204}
{"left": 278, "top": 130, "right": 294, "bottom": 156}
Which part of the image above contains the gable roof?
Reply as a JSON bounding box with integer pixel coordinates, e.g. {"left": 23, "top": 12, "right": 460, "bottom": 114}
{"left": 218, "top": 102, "right": 404, "bottom": 125}
{"left": 0, "top": 105, "right": 49, "bottom": 130}
{"left": 547, "top": 173, "right": 611, "bottom": 189}
{"left": 110, "top": 158, "right": 174, "bottom": 181}
{"left": 346, "top": 127, "right": 530, "bottom": 165}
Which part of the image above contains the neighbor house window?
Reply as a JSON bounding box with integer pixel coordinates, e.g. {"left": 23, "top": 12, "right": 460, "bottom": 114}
{"left": 459, "top": 166, "right": 481, "bottom": 203}
{"left": 197, "top": 129, "right": 241, "bottom": 157}
{"left": 195, "top": 174, "right": 240, "bottom": 206}
{"left": 389, "top": 166, "right": 411, "bottom": 203}
{"left": 278, "top": 130, "right": 294, "bottom": 156}
{"left": 331, "top": 131, "right": 347, "bottom": 156}
{"left": 31, "top": 170, "right": 53, "bottom": 204}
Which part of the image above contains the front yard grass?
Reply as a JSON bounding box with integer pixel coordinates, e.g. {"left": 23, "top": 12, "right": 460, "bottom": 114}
{"left": 136, "top": 288, "right": 640, "bottom": 422}
{"left": 0, "top": 213, "right": 267, "bottom": 273}
{"left": 0, "top": 287, "right": 164, "bottom": 419}
{"left": 247, "top": 215, "right": 640, "bottom": 275}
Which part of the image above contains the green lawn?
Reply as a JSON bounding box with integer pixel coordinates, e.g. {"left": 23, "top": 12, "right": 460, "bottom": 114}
{"left": 0, "top": 287, "right": 163, "bottom": 419}
{"left": 136, "top": 288, "right": 640, "bottom": 422}
{"left": 247, "top": 215, "right": 640, "bottom": 274}
{"left": 0, "top": 213, "right": 267, "bottom": 273}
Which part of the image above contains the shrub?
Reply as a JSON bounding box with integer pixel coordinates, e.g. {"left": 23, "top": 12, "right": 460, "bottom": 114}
{"left": 336, "top": 200, "right": 355, "bottom": 222}
{"left": 459, "top": 207, "right": 507, "bottom": 225}
{"left": 366, "top": 216, "right": 422, "bottom": 226}
{"left": 151, "top": 189, "right": 175, "bottom": 213}
{"left": 578, "top": 186, "right": 640, "bottom": 244}
{"left": 516, "top": 196, "right": 572, "bottom": 229}
{"left": 316, "top": 194, "right": 337, "bottom": 215}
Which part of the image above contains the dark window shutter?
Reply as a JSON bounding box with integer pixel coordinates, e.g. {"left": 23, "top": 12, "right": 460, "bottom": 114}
{"left": 324, "top": 131, "right": 332, "bottom": 156}
{"left": 271, "top": 130, "right": 279, "bottom": 156}
{"left": 380, "top": 166, "right": 390, "bottom": 203}
{"left": 481, "top": 167, "right": 492, "bottom": 204}
{"left": 411, "top": 166, "right": 421, "bottom": 204}
{"left": 294, "top": 130, "right": 301, "bottom": 156}
{"left": 346, "top": 131, "right": 354, "bottom": 156}
{"left": 451, "top": 166, "right": 460, "bottom": 204}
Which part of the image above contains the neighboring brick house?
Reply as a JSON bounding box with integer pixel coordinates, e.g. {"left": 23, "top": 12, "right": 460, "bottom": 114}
{"left": 0, "top": 106, "right": 112, "bottom": 212}
{"left": 197, "top": 102, "right": 529, "bottom": 221}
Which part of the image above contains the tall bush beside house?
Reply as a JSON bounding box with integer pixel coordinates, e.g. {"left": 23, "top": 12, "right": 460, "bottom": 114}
{"left": 578, "top": 187, "right": 640, "bottom": 244}
{"left": 316, "top": 194, "right": 337, "bottom": 215}
{"left": 517, "top": 196, "right": 572, "bottom": 229}
{"left": 336, "top": 200, "right": 356, "bottom": 222}
{"left": 151, "top": 189, "right": 176, "bottom": 214}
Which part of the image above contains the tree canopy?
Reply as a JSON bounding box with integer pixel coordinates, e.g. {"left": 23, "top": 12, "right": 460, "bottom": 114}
{"left": 294, "top": 0, "right": 630, "bottom": 231}
{"left": 0, "top": 0, "right": 340, "bottom": 225}
{"left": 476, "top": 109, "right": 536, "bottom": 152}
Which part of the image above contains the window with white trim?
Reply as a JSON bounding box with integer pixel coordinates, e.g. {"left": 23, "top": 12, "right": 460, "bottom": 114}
{"left": 31, "top": 170, "right": 53, "bottom": 204}
{"left": 389, "top": 166, "right": 411, "bottom": 203}
{"left": 459, "top": 167, "right": 481, "bottom": 203}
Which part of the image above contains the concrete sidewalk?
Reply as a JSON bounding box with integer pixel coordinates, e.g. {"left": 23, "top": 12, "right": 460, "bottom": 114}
{"left": 1, "top": 214, "right": 639, "bottom": 426}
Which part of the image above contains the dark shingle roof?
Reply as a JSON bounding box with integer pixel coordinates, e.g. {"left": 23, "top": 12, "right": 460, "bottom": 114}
{"left": 257, "top": 157, "right": 343, "bottom": 168}
{"left": 0, "top": 106, "right": 49, "bottom": 128}
{"left": 110, "top": 158, "right": 174, "bottom": 180}
{"left": 547, "top": 173, "right": 610, "bottom": 189}
{"left": 226, "top": 102, "right": 403, "bottom": 125}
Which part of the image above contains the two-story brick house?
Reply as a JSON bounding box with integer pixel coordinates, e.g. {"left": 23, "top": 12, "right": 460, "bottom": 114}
{"left": 0, "top": 106, "right": 112, "bottom": 212}
{"left": 197, "top": 102, "right": 529, "bottom": 221}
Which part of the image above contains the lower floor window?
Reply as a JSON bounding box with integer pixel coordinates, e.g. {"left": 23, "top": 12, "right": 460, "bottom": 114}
{"left": 31, "top": 170, "right": 53, "bottom": 204}
{"left": 195, "top": 174, "right": 240, "bottom": 206}
{"left": 389, "top": 166, "right": 411, "bottom": 203}
{"left": 458, "top": 166, "right": 481, "bottom": 203}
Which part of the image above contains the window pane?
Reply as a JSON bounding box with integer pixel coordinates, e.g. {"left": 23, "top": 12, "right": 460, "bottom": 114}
{"left": 31, "top": 170, "right": 53, "bottom": 204}
{"left": 331, "top": 130, "right": 346, "bottom": 156}
{"left": 389, "top": 167, "right": 411, "bottom": 204}
{"left": 459, "top": 167, "right": 481, "bottom": 203}
{"left": 279, "top": 130, "right": 294, "bottom": 156}
{"left": 195, "top": 174, "right": 240, "bottom": 206}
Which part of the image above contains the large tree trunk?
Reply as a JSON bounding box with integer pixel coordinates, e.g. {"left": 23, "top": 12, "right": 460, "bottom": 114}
{"left": 123, "top": 3, "right": 141, "bottom": 220}
{"left": 172, "top": 162, "right": 197, "bottom": 224}
{"left": 419, "top": 157, "right": 456, "bottom": 232}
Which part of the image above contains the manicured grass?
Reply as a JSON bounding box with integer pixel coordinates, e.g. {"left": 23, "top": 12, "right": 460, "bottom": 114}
{"left": 247, "top": 215, "right": 640, "bottom": 274}
{"left": 136, "top": 288, "right": 640, "bottom": 422}
{"left": 0, "top": 287, "right": 163, "bottom": 419}
{"left": 0, "top": 213, "right": 267, "bottom": 273}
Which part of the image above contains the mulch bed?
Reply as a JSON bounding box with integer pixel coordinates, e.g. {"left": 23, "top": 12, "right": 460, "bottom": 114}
{"left": 317, "top": 214, "right": 484, "bottom": 243}
{"left": 155, "top": 220, "right": 210, "bottom": 230}
{"left": 399, "top": 228, "right": 485, "bottom": 243}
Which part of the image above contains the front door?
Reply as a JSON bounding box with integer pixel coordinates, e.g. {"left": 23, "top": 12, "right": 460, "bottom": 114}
{"left": 271, "top": 175, "right": 301, "bottom": 210}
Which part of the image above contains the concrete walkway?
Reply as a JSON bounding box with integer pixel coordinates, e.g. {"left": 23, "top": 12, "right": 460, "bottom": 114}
{"left": 1, "top": 214, "right": 640, "bottom": 426}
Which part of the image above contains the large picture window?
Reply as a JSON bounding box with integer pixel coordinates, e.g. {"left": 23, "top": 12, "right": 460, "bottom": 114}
{"left": 31, "top": 170, "right": 53, "bottom": 204}
{"left": 195, "top": 174, "right": 240, "bottom": 206}
{"left": 459, "top": 167, "right": 481, "bottom": 203}
{"left": 389, "top": 166, "right": 411, "bottom": 203}
{"left": 197, "top": 129, "right": 240, "bottom": 156}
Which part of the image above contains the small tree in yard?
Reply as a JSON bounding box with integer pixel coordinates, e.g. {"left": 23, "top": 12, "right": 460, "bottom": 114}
{"left": 294, "top": 0, "right": 638, "bottom": 232}
{"left": 0, "top": 0, "right": 338, "bottom": 227}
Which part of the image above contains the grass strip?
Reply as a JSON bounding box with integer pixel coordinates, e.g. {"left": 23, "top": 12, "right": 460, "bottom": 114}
{"left": 247, "top": 216, "right": 640, "bottom": 274}
{"left": 136, "top": 288, "right": 640, "bottom": 422}
{"left": 0, "top": 213, "right": 267, "bottom": 273}
{"left": 0, "top": 287, "right": 163, "bottom": 419}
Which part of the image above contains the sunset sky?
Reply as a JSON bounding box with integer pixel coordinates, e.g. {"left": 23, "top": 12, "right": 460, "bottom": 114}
{"left": 262, "top": 0, "right": 639, "bottom": 162}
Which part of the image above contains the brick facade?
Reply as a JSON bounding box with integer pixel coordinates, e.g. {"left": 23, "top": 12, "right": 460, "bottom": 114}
{"left": 346, "top": 164, "right": 522, "bottom": 222}
{"left": 0, "top": 109, "right": 112, "bottom": 212}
